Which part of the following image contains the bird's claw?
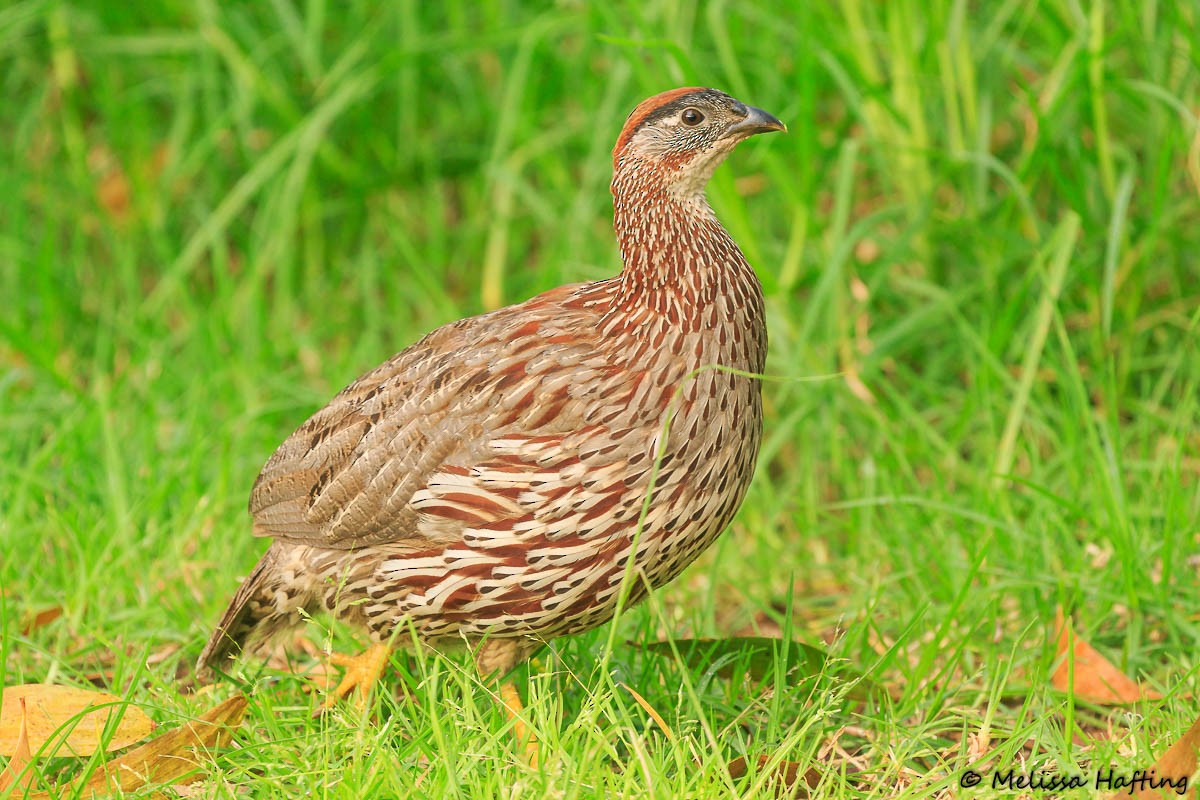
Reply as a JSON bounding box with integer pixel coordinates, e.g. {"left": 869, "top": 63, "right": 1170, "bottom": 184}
{"left": 319, "top": 642, "right": 392, "bottom": 711}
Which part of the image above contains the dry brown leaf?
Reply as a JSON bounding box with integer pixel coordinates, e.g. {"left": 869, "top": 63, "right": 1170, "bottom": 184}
{"left": 1129, "top": 712, "right": 1200, "bottom": 799}
{"left": 728, "top": 754, "right": 821, "bottom": 798}
{"left": 0, "top": 685, "right": 155, "bottom": 757}
{"left": 1052, "top": 608, "right": 1161, "bottom": 704}
{"left": 36, "top": 694, "right": 247, "bottom": 799}
{"left": 0, "top": 698, "right": 35, "bottom": 793}
{"left": 20, "top": 606, "right": 63, "bottom": 636}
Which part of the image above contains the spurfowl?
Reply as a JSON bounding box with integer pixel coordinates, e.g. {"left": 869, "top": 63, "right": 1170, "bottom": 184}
{"left": 199, "top": 87, "right": 784, "bottom": 758}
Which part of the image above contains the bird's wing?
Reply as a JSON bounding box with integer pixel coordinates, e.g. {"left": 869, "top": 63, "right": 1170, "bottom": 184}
{"left": 247, "top": 281, "right": 648, "bottom": 549}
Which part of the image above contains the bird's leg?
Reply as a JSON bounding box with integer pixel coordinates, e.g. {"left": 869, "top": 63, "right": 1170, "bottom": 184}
{"left": 475, "top": 638, "right": 539, "bottom": 767}
{"left": 322, "top": 642, "right": 392, "bottom": 709}
{"left": 499, "top": 679, "right": 539, "bottom": 768}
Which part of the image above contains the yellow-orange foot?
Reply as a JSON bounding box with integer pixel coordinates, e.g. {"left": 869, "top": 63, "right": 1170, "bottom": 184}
{"left": 500, "top": 679, "right": 540, "bottom": 768}
{"left": 321, "top": 642, "right": 392, "bottom": 710}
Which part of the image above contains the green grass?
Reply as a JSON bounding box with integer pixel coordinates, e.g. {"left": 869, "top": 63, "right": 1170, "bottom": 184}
{"left": 2, "top": 1, "right": 1199, "bottom": 797}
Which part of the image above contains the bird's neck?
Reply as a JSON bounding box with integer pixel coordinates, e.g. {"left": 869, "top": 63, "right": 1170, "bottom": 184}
{"left": 609, "top": 168, "right": 761, "bottom": 330}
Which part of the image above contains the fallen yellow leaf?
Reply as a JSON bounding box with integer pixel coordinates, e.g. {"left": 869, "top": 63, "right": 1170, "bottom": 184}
{"left": 0, "top": 697, "right": 35, "bottom": 793}
{"left": 0, "top": 684, "right": 155, "bottom": 757}
{"left": 0, "top": 695, "right": 36, "bottom": 791}
{"left": 46, "top": 694, "right": 248, "bottom": 798}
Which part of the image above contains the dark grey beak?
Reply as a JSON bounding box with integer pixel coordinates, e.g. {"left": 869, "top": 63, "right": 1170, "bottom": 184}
{"left": 725, "top": 105, "right": 787, "bottom": 138}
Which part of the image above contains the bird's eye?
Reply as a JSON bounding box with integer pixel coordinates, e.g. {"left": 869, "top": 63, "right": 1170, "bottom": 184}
{"left": 681, "top": 108, "right": 704, "bottom": 126}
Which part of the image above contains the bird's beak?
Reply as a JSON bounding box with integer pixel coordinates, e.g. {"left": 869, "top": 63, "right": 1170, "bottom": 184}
{"left": 725, "top": 105, "right": 787, "bottom": 138}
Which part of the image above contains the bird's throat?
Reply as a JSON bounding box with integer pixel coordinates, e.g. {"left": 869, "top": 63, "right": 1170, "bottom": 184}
{"left": 610, "top": 170, "right": 759, "bottom": 331}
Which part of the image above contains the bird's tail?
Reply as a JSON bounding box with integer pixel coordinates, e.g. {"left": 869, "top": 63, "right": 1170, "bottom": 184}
{"left": 196, "top": 547, "right": 278, "bottom": 680}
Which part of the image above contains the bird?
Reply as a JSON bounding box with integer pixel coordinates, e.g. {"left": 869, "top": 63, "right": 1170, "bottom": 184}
{"left": 198, "top": 87, "right": 784, "bottom": 761}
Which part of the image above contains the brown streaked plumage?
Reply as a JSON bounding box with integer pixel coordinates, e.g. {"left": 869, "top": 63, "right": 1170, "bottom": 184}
{"left": 198, "top": 88, "right": 785, "bottom": 739}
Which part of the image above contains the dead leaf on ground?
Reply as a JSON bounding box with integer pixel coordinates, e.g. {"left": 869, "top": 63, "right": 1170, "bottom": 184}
{"left": 1127, "top": 711, "right": 1200, "bottom": 799}
{"left": 0, "top": 684, "right": 155, "bottom": 757}
{"left": 37, "top": 694, "right": 247, "bottom": 799}
{"left": 728, "top": 754, "right": 822, "bottom": 798}
{"left": 1051, "top": 608, "right": 1161, "bottom": 704}
{"left": 20, "top": 606, "right": 63, "bottom": 636}
{"left": 0, "top": 698, "right": 35, "bottom": 793}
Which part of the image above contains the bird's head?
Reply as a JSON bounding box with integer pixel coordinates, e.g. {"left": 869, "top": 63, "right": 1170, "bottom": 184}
{"left": 612, "top": 87, "right": 785, "bottom": 202}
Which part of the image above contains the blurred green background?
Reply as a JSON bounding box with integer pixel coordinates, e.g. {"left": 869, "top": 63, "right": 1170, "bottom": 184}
{"left": 1, "top": 1, "right": 1197, "bottom": 796}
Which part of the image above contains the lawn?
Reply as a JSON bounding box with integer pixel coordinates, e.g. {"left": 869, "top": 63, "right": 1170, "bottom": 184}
{"left": 2, "top": 1, "right": 1198, "bottom": 797}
